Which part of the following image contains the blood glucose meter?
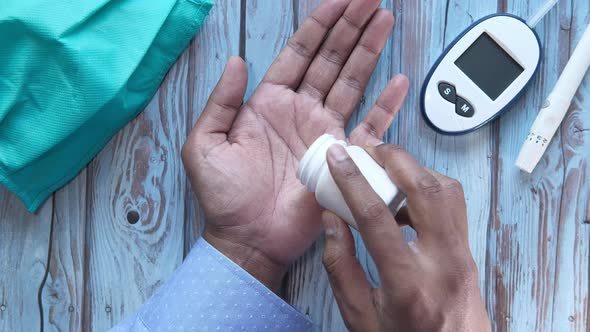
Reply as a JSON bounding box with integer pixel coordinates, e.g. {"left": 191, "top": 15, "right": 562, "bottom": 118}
{"left": 421, "top": 14, "right": 542, "bottom": 135}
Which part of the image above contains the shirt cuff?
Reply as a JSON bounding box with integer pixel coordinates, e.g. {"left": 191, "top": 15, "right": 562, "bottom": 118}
{"left": 110, "top": 238, "right": 313, "bottom": 331}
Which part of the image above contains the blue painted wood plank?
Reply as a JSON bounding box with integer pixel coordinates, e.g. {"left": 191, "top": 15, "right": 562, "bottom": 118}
{"left": 489, "top": 0, "right": 566, "bottom": 330}
{"left": 185, "top": 0, "right": 242, "bottom": 254}
{"left": 244, "top": 0, "right": 294, "bottom": 99}
{"left": 551, "top": 1, "right": 590, "bottom": 330}
{"left": 0, "top": 188, "right": 52, "bottom": 332}
{"left": 434, "top": 0, "right": 497, "bottom": 296}
{"left": 41, "top": 171, "right": 87, "bottom": 332}
{"left": 395, "top": 0, "right": 446, "bottom": 169}
{"left": 82, "top": 50, "right": 191, "bottom": 331}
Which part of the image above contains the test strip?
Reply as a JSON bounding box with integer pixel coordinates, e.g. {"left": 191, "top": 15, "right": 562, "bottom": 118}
{"left": 527, "top": 0, "right": 559, "bottom": 28}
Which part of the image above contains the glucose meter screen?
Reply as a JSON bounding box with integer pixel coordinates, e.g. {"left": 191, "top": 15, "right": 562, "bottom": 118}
{"left": 455, "top": 33, "right": 524, "bottom": 100}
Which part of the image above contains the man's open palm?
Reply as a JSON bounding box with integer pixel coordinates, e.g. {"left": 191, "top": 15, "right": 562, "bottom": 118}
{"left": 182, "top": 0, "right": 409, "bottom": 289}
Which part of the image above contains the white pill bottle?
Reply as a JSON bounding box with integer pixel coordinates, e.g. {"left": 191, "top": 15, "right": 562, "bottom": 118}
{"left": 297, "top": 134, "right": 405, "bottom": 228}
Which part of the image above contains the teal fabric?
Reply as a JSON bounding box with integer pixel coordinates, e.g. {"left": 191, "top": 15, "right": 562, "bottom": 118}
{"left": 0, "top": 0, "right": 213, "bottom": 212}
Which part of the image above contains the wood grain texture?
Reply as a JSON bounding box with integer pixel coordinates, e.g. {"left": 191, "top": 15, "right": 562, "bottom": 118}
{"left": 1, "top": 1, "right": 589, "bottom": 331}
{"left": 434, "top": 0, "right": 497, "bottom": 295}
{"left": 0, "top": 188, "right": 52, "bottom": 332}
{"left": 41, "top": 171, "right": 87, "bottom": 332}
{"left": 551, "top": 1, "right": 590, "bottom": 330}
{"left": 82, "top": 50, "right": 191, "bottom": 330}
{"left": 244, "top": 0, "right": 294, "bottom": 99}
{"left": 185, "top": 0, "right": 242, "bottom": 254}
{"left": 396, "top": 0, "right": 444, "bottom": 167}
{"left": 487, "top": 0, "right": 566, "bottom": 331}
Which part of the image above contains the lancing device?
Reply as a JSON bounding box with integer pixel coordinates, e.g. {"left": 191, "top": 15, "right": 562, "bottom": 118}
{"left": 516, "top": 22, "right": 590, "bottom": 173}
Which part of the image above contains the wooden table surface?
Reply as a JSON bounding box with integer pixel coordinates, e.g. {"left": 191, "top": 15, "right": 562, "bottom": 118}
{"left": 1, "top": 0, "right": 589, "bottom": 331}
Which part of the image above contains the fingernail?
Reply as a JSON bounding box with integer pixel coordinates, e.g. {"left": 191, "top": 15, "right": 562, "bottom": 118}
{"left": 322, "top": 211, "right": 340, "bottom": 237}
{"left": 365, "top": 140, "right": 385, "bottom": 147}
{"left": 327, "top": 144, "right": 348, "bottom": 162}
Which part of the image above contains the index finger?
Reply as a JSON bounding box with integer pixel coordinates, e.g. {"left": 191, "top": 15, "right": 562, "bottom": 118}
{"left": 365, "top": 144, "right": 458, "bottom": 237}
{"left": 326, "top": 144, "right": 412, "bottom": 275}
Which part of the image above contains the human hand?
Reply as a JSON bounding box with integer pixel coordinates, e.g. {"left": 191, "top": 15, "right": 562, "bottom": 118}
{"left": 181, "top": 0, "right": 409, "bottom": 292}
{"left": 321, "top": 144, "right": 491, "bottom": 331}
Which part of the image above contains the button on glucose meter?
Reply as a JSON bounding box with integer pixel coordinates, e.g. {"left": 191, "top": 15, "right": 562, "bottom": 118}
{"left": 455, "top": 97, "right": 474, "bottom": 118}
{"left": 438, "top": 83, "right": 457, "bottom": 103}
{"left": 421, "top": 14, "right": 542, "bottom": 135}
{"left": 438, "top": 83, "right": 475, "bottom": 118}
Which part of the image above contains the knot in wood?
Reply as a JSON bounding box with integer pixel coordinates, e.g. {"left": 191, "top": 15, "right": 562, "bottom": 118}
{"left": 126, "top": 210, "right": 140, "bottom": 224}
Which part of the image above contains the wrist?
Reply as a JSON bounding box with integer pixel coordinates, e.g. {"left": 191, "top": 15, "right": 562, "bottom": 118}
{"left": 202, "top": 227, "right": 287, "bottom": 293}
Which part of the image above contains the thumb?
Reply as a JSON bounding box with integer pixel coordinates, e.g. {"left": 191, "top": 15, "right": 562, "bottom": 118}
{"left": 193, "top": 56, "right": 248, "bottom": 141}
{"left": 322, "top": 211, "right": 378, "bottom": 331}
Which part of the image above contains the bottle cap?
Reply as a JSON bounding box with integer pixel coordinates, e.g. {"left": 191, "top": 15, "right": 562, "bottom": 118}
{"left": 297, "top": 134, "right": 346, "bottom": 192}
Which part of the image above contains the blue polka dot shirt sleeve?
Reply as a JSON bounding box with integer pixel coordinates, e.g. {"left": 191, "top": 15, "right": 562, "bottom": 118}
{"left": 110, "top": 238, "right": 313, "bottom": 332}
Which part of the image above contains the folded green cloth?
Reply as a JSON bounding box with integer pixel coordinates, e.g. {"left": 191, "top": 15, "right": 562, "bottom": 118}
{"left": 0, "top": 0, "right": 213, "bottom": 212}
